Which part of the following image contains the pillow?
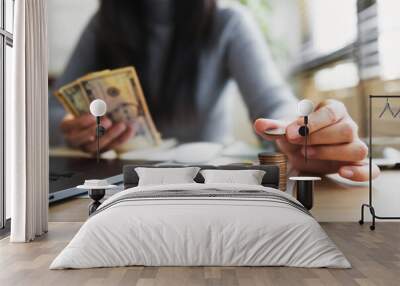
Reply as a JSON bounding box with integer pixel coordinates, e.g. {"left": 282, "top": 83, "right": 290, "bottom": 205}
{"left": 135, "top": 167, "right": 200, "bottom": 186}
{"left": 200, "top": 169, "right": 266, "bottom": 185}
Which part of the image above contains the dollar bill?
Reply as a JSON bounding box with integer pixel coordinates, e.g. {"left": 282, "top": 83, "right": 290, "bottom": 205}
{"left": 127, "top": 67, "right": 161, "bottom": 145}
{"left": 54, "top": 66, "right": 161, "bottom": 148}
{"left": 59, "top": 82, "right": 90, "bottom": 116}
{"left": 54, "top": 91, "right": 77, "bottom": 116}
{"left": 81, "top": 70, "right": 139, "bottom": 122}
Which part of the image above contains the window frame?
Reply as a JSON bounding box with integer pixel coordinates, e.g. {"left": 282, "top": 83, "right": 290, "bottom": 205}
{"left": 0, "top": 0, "right": 13, "bottom": 232}
{"left": 295, "top": 0, "right": 376, "bottom": 74}
{"left": 296, "top": 0, "right": 358, "bottom": 73}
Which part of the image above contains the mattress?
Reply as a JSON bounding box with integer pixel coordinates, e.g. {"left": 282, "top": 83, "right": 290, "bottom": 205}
{"left": 50, "top": 183, "right": 350, "bottom": 269}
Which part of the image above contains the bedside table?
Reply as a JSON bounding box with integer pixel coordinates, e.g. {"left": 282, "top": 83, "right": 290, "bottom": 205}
{"left": 77, "top": 179, "right": 117, "bottom": 215}
{"left": 289, "top": 176, "right": 321, "bottom": 210}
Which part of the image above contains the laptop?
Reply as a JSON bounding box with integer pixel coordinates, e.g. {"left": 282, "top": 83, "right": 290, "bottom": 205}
{"left": 49, "top": 157, "right": 158, "bottom": 203}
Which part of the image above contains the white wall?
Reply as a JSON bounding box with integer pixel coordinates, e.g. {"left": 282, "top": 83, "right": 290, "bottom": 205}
{"left": 48, "top": 0, "right": 98, "bottom": 76}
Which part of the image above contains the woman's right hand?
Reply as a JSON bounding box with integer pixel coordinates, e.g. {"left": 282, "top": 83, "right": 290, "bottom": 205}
{"left": 60, "top": 114, "right": 135, "bottom": 153}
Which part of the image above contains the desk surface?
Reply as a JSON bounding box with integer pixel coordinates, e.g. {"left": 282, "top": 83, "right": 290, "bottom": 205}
{"left": 49, "top": 156, "right": 400, "bottom": 222}
{"left": 49, "top": 157, "right": 160, "bottom": 202}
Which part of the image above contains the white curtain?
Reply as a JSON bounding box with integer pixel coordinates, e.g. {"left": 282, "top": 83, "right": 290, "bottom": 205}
{"left": 7, "top": 0, "right": 49, "bottom": 242}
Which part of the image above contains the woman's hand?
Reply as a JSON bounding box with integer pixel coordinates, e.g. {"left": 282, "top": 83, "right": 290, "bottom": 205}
{"left": 254, "top": 99, "right": 380, "bottom": 181}
{"left": 60, "top": 113, "right": 135, "bottom": 153}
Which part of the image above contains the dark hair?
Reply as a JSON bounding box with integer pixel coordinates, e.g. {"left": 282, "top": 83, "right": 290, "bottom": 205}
{"left": 96, "top": 0, "right": 216, "bottom": 122}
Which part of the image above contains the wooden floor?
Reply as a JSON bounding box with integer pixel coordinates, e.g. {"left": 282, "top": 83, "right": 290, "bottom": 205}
{"left": 1, "top": 222, "right": 400, "bottom": 286}
{"left": 1, "top": 176, "right": 400, "bottom": 286}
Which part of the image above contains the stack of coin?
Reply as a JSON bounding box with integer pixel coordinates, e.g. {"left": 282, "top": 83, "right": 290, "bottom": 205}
{"left": 258, "top": 152, "right": 287, "bottom": 191}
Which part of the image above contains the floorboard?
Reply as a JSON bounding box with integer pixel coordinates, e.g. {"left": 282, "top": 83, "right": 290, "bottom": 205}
{"left": 1, "top": 222, "right": 399, "bottom": 285}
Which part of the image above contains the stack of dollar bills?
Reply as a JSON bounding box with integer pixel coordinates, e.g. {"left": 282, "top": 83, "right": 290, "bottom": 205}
{"left": 54, "top": 66, "right": 161, "bottom": 148}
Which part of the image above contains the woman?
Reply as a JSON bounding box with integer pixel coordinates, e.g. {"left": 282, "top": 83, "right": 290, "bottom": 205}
{"left": 50, "top": 0, "right": 379, "bottom": 181}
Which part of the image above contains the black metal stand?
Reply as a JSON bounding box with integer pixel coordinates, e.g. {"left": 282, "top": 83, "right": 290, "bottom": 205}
{"left": 96, "top": 117, "right": 100, "bottom": 163}
{"left": 298, "top": 116, "right": 310, "bottom": 163}
{"left": 359, "top": 95, "right": 400, "bottom": 230}
{"left": 88, "top": 189, "right": 105, "bottom": 215}
{"left": 95, "top": 117, "right": 105, "bottom": 163}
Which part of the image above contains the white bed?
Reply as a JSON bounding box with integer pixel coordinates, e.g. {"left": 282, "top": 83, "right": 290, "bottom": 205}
{"left": 50, "top": 183, "right": 350, "bottom": 269}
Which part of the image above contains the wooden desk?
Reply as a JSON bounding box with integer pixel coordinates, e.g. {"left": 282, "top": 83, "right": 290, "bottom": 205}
{"left": 312, "top": 170, "right": 400, "bottom": 222}
{"left": 312, "top": 178, "right": 368, "bottom": 222}
{"left": 50, "top": 156, "right": 398, "bottom": 222}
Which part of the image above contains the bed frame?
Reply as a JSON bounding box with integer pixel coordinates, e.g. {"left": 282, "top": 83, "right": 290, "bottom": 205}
{"left": 122, "top": 164, "right": 280, "bottom": 190}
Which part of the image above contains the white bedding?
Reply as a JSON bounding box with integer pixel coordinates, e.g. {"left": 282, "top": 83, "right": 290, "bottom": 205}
{"left": 50, "top": 183, "right": 350, "bottom": 269}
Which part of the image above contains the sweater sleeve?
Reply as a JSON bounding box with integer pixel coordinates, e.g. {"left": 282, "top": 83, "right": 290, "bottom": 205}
{"left": 225, "top": 6, "right": 298, "bottom": 121}
{"left": 49, "top": 15, "right": 103, "bottom": 146}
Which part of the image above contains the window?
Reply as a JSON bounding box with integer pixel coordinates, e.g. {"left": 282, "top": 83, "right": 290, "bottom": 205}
{"left": 0, "top": 0, "right": 14, "bottom": 230}
{"left": 378, "top": 0, "right": 400, "bottom": 80}
{"left": 314, "top": 62, "right": 359, "bottom": 92}
{"left": 303, "top": 0, "right": 358, "bottom": 56}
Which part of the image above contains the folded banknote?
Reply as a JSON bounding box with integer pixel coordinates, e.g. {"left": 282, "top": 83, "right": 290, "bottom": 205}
{"left": 54, "top": 66, "right": 161, "bottom": 148}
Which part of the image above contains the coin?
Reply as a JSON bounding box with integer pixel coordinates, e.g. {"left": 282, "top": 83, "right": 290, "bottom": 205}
{"left": 264, "top": 128, "right": 286, "bottom": 136}
{"left": 258, "top": 152, "right": 287, "bottom": 191}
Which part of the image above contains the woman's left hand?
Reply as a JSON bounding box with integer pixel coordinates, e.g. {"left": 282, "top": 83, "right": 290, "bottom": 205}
{"left": 254, "top": 99, "right": 380, "bottom": 181}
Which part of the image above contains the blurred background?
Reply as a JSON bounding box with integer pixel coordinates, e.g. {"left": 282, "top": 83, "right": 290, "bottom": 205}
{"left": 48, "top": 0, "right": 400, "bottom": 146}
